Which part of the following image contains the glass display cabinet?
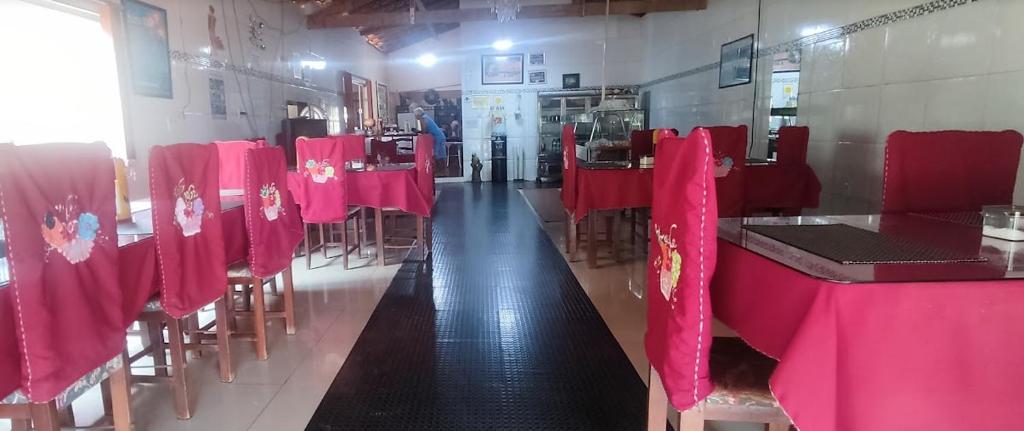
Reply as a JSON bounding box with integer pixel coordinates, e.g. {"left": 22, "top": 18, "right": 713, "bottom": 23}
{"left": 572, "top": 100, "right": 644, "bottom": 163}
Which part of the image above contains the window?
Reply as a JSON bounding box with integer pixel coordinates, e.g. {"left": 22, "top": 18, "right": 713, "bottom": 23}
{"left": 0, "top": 0, "right": 128, "bottom": 158}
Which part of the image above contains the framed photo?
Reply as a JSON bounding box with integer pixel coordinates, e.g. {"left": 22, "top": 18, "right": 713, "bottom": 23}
{"left": 719, "top": 34, "right": 754, "bottom": 88}
{"left": 481, "top": 54, "right": 524, "bottom": 85}
{"left": 529, "top": 53, "right": 545, "bottom": 66}
{"left": 562, "top": 73, "right": 580, "bottom": 89}
{"left": 376, "top": 82, "right": 389, "bottom": 121}
{"left": 528, "top": 70, "right": 546, "bottom": 85}
{"left": 209, "top": 77, "right": 226, "bottom": 119}
{"left": 123, "top": 0, "right": 172, "bottom": 98}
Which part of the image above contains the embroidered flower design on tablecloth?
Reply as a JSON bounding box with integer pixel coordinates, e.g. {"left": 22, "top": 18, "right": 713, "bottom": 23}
{"left": 41, "top": 195, "right": 100, "bottom": 264}
{"left": 713, "top": 152, "right": 735, "bottom": 178}
{"left": 653, "top": 224, "right": 682, "bottom": 305}
{"left": 259, "top": 183, "right": 283, "bottom": 221}
{"left": 304, "top": 159, "right": 336, "bottom": 184}
{"left": 173, "top": 179, "right": 205, "bottom": 237}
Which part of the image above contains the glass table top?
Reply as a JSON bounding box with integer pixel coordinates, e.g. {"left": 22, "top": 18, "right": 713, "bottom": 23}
{"left": 720, "top": 213, "right": 1024, "bottom": 283}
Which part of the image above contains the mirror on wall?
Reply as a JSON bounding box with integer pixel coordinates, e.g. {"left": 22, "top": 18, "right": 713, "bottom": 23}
{"left": 766, "top": 50, "right": 800, "bottom": 160}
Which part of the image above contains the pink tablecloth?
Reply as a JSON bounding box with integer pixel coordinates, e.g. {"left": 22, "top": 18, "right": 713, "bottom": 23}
{"left": 287, "top": 168, "right": 431, "bottom": 218}
{"left": 744, "top": 164, "right": 820, "bottom": 213}
{"left": 573, "top": 167, "right": 654, "bottom": 222}
{"left": 0, "top": 205, "right": 247, "bottom": 400}
{"left": 711, "top": 240, "right": 1024, "bottom": 431}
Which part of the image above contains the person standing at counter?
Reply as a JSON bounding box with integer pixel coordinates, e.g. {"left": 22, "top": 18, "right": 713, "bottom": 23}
{"left": 414, "top": 107, "right": 448, "bottom": 175}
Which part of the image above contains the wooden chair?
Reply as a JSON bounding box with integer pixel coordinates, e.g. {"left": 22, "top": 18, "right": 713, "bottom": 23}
{"left": 560, "top": 125, "right": 616, "bottom": 265}
{"left": 0, "top": 142, "right": 133, "bottom": 430}
{"left": 644, "top": 129, "right": 790, "bottom": 431}
{"left": 129, "top": 143, "right": 234, "bottom": 420}
{"left": 374, "top": 133, "right": 435, "bottom": 265}
{"left": 295, "top": 136, "right": 365, "bottom": 270}
{"left": 223, "top": 146, "right": 304, "bottom": 360}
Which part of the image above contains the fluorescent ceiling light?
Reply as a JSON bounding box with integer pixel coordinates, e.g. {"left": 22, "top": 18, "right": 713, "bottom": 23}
{"left": 300, "top": 60, "right": 326, "bottom": 70}
{"left": 417, "top": 53, "right": 438, "bottom": 67}
{"left": 492, "top": 39, "right": 513, "bottom": 51}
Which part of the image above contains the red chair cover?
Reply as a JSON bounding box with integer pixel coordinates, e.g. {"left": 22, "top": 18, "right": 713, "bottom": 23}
{"left": 149, "top": 143, "right": 227, "bottom": 319}
{"left": 243, "top": 147, "right": 304, "bottom": 278}
{"left": 215, "top": 140, "right": 263, "bottom": 190}
{"left": 0, "top": 142, "right": 123, "bottom": 402}
{"left": 560, "top": 125, "right": 578, "bottom": 212}
{"left": 630, "top": 129, "right": 655, "bottom": 160}
{"left": 336, "top": 135, "right": 367, "bottom": 163}
{"left": 775, "top": 126, "right": 809, "bottom": 165}
{"left": 882, "top": 130, "right": 1023, "bottom": 213}
{"left": 645, "top": 129, "right": 718, "bottom": 411}
{"left": 701, "top": 125, "right": 748, "bottom": 217}
{"left": 416, "top": 133, "right": 435, "bottom": 209}
{"left": 295, "top": 136, "right": 348, "bottom": 223}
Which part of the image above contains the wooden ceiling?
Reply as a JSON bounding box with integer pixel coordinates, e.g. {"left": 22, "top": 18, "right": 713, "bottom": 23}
{"left": 307, "top": 0, "right": 707, "bottom": 53}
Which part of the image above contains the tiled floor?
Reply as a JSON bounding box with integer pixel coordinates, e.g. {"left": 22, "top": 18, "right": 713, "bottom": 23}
{"left": 2, "top": 182, "right": 762, "bottom": 431}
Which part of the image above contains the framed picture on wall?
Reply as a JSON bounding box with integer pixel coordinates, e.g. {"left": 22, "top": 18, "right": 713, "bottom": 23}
{"left": 528, "top": 71, "right": 546, "bottom": 85}
{"left": 123, "top": 0, "right": 173, "bottom": 98}
{"left": 376, "top": 82, "right": 389, "bottom": 121}
{"left": 209, "top": 76, "right": 226, "bottom": 119}
{"left": 719, "top": 34, "right": 754, "bottom": 88}
{"left": 482, "top": 54, "right": 524, "bottom": 85}
{"left": 529, "top": 53, "right": 545, "bottom": 66}
{"left": 562, "top": 73, "right": 580, "bottom": 89}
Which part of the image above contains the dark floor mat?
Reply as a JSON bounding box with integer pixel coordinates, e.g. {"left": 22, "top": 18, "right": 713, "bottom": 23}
{"left": 744, "top": 223, "right": 986, "bottom": 265}
{"left": 305, "top": 183, "right": 651, "bottom": 430}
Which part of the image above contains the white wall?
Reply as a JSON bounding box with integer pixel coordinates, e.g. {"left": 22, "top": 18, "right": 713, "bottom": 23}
{"left": 643, "top": 0, "right": 1024, "bottom": 213}
{"left": 456, "top": 15, "right": 648, "bottom": 181}
{"left": 118, "top": 0, "right": 386, "bottom": 198}
{"left": 387, "top": 29, "right": 463, "bottom": 93}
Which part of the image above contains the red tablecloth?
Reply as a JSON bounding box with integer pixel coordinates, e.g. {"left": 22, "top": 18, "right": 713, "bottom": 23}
{"left": 573, "top": 167, "right": 654, "bottom": 222}
{"left": 712, "top": 240, "right": 1024, "bottom": 431}
{"left": 0, "top": 204, "right": 247, "bottom": 400}
{"left": 287, "top": 167, "right": 431, "bottom": 218}
{"left": 744, "top": 164, "right": 820, "bottom": 213}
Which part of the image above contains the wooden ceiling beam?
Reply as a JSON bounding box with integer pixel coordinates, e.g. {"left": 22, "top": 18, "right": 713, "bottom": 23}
{"left": 308, "top": 0, "right": 707, "bottom": 28}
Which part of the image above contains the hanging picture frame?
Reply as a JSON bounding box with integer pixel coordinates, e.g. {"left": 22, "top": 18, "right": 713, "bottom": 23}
{"left": 376, "top": 82, "right": 389, "bottom": 121}
{"left": 528, "top": 70, "right": 547, "bottom": 85}
{"left": 562, "top": 73, "right": 580, "bottom": 89}
{"left": 123, "top": 0, "right": 173, "bottom": 98}
{"left": 481, "top": 54, "right": 524, "bottom": 85}
{"left": 719, "top": 34, "right": 754, "bottom": 88}
{"left": 529, "top": 53, "right": 545, "bottom": 66}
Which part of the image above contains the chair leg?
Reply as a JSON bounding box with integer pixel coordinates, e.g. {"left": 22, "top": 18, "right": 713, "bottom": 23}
{"left": 283, "top": 267, "right": 296, "bottom": 335}
{"left": 564, "top": 211, "right": 572, "bottom": 254}
{"left": 304, "top": 223, "right": 312, "bottom": 270}
{"left": 341, "top": 219, "right": 350, "bottom": 270}
{"left": 630, "top": 209, "right": 638, "bottom": 245}
{"left": 416, "top": 216, "right": 425, "bottom": 258}
{"left": 59, "top": 405, "right": 74, "bottom": 427}
{"left": 647, "top": 365, "right": 668, "bottom": 431}
{"left": 214, "top": 297, "right": 235, "bottom": 382}
{"left": 29, "top": 402, "right": 59, "bottom": 431}
{"left": 10, "top": 419, "right": 30, "bottom": 431}
{"left": 225, "top": 286, "right": 238, "bottom": 331}
{"left": 147, "top": 320, "right": 168, "bottom": 377}
{"left": 375, "top": 208, "right": 385, "bottom": 267}
{"left": 355, "top": 213, "right": 363, "bottom": 257}
{"left": 319, "top": 224, "right": 328, "bottom": 259}
{"left": 187, "top": 314, "right": 202, "bottom": 359}
{"left": 165, "top": 316, "right": 191, "bottom": 419}
{"left": 108, "top": 351, "right": 133, "bottom": 431}
{"left": 679, "top": 406, "right": 705, "bottom": 431}
{"left": 251, "top": 276, "right": 269, "bottom": 361}
{"left": 361, "top": 208, "right": 369, "bottom": 253}
{"left": 766, "top": 422, "right": 791, "bottom": 431}
{"left": 587, "top": 214, "right": 598, "bottom": 268}
{"left": 609, "top": 212, "right": 621, "bottom": 262}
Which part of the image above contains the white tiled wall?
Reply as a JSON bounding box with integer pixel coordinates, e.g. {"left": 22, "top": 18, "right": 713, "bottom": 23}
{"left": 116, "top": 0, "right": 387, "bottom": 198}
{"left": 643, "top": 0, "right": 1024, "bottom": 213}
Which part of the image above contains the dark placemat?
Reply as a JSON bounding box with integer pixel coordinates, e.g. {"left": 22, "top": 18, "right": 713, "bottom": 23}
{"left": 909, "top": 211, "right": 984, "bottom": 227}
{"left": 743, "top": 223, "right": 987, "bottom": 265}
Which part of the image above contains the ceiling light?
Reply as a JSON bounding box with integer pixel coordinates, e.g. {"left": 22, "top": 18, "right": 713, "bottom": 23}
{"left": 417, "top": 53, "right": 438, "bottom": 68}
{"left": 300, "top": 60, "right": 326, "bottom": 70}
{"left": 492, "top": 39, "right": 513, "bottom": 51}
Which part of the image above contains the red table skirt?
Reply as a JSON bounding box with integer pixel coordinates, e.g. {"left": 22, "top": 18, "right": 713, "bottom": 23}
{"left": 712, "top": 240, "right": 1024, "bottom": 431}
{"left": 287, "top": 168, "right": 431, "bottom": 218}
{"left": 0, "top": 205, "right": 247, "bottom": 400}
{"left": 744, "top": 164, "right": 821, "bottom": 213}
{"left": 573, "top": 168, "right": 654, "bottom": 222}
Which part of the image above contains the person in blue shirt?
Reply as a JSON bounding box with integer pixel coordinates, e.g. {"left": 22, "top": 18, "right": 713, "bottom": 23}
{"left": 414, "top": 107, "right": 448, "bottom": 174}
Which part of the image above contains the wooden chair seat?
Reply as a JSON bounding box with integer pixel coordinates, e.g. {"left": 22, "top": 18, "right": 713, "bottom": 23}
{"left": 1, "top": 356, "right": 123, "bottom": 409}
{"left": 705, "top": 337, "right": 780, "bottom": 410}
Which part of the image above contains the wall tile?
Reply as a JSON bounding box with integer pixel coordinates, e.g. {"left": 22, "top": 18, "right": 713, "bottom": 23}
{"left": 842, "top": 28, "right": 885, "bottom": 88}
{"left": 984, "top": 71, "right": 1024, "bottom": 133}
{"left": 882, "top": 14, "right": 935, "bottom": 84}
{"left": 808, "top": 38, "right": 846, "bottom": 92}
{"left": 991, "top": 0, "right": 1024, "bottom": 73}
{"left": 835, "top": 86, "right": 882, "bottom": 146}
{"left": 877, "top": 81, "right": 928, "bottom": 139}
{"left": 926, "top": 0, "right": 997, "bottom": 80}
{"left": 923, "top": 76, "right": 988, "bottom": 130}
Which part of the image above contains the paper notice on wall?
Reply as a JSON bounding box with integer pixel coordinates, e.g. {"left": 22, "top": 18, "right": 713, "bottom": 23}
{"left": 471, "top": 96, "right": 489, "bottom": 110}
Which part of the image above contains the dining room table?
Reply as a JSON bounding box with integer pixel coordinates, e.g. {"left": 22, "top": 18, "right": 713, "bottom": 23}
{"left": 0, "top": 199, "right": 248, "bottom": 401}
{"left": 712, "top": 212, "right": 1024, "bottom": 430}
{"left": 571, "top": 164, "right": 655, "bottom": 267}
{"left": 286, "top": 163, "right": 431, "bottom": 267}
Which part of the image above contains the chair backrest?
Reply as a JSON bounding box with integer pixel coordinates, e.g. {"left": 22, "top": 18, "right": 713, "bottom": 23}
{"left": 775, "top": 126, "right": 809, "bottom": 165}
{"left": 644, "top": 128, "right": 718, "bottom": 411}
{"left": 149, "top": 143, "right": 227, "bottom": 319}
{"left": 416, "top": 133, "right": 435, "bottom": 209}
{"left": 700, "top": 125, "right": 748, "bottom": 217}
{"left": 0, "top": 142, "right": 124, "bottom": 402}
{"left": 630, "top": 129, "right": 655, "bottom": 160}
{"left": 215, "top": 140, "right": 264, "bottom": 190}
{"left": 336, "top": 135, "right": 367, "bottom": 163}
{"left": 560, "top": 124, "right": 578, "bottom": 212}
{"left": 243, "top": 147, "right": 304, "bottom": 277}
{"left": 370, "top": 139, "right": 399, "bottom": 164}
{"left": 882, "top": 130, "right": 1024, "bottom": 213}
{"left": 295, "top": 136, "right": 348, "bottom": 223}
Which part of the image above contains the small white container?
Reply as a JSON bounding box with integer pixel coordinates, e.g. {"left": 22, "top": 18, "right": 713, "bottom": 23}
{"left": 982, "top": 205, "right": 1024, "bottom": 241}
